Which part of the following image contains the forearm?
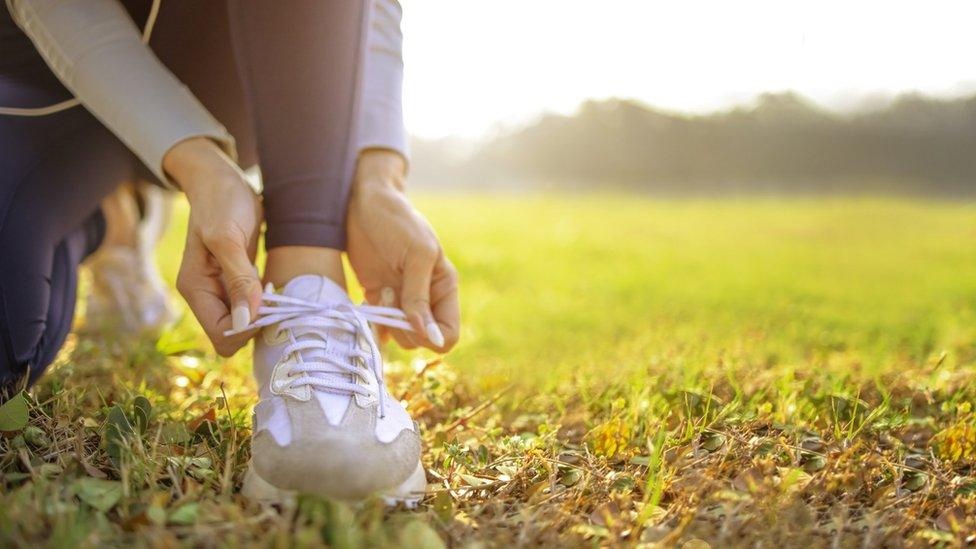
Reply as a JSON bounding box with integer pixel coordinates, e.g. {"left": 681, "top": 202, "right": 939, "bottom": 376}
{"left": 8, "top": 0, "right": 236, "bottom": 187}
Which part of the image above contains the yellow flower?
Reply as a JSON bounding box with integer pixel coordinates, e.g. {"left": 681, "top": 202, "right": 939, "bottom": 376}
{"left": 590, "top": 418, "right": 633, "bottom": 459}
{"left": 934, "top": 422, "right": 976, "bottom": 465}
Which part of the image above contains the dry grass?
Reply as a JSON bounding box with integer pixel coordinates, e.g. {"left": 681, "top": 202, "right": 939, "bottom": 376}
{"left": 1, "top": 195, "right": 975, "bottom": 547}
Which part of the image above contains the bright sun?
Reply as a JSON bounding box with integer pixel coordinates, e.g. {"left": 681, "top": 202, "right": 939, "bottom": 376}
{"left": 402, "top": 0, "right": 976, "bottom": 139}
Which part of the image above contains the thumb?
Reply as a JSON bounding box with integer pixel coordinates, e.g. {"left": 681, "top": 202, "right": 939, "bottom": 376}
{"left": 401, "top": 251, "right": 443, "bottom": 348}
{"left": 209, "top": 234, "right": 263, "bottom": 331}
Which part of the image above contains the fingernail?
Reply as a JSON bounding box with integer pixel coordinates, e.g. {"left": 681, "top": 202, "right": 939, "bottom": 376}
{"left": 381, "top": 287, "right": 396, "bottom": 306}
{"left": 232, "top": 302, "right": 250, "bottom": 331}
{"left": 426, "top": 322, "right": 445, "bottom": 347}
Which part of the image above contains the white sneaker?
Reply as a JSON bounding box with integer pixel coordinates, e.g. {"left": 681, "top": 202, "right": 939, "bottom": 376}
{"left": 85, "top": 245, "right": 176, "bottom": 333}
{"left": 85, "top": 184, "right": 176, "bottom": 334}
{"left": 236, "top": 275, "right": 426, "bottom": 505}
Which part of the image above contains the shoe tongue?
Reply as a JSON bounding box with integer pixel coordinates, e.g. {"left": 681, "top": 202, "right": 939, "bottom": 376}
{"left": 278, "top": 275, "right": 357, "bottom": 392}
{"left": 280, "top": 275, "right": 352, "bottom": 306}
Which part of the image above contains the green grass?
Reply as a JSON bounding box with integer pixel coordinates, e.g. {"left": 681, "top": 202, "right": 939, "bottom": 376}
{"left": 2, "top": 195, "right": 975, "bottom": 546}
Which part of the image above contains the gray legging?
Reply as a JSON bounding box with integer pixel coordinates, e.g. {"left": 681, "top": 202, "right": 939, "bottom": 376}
{"left": 0, "top": 0, "right": 369, "bottom": 394}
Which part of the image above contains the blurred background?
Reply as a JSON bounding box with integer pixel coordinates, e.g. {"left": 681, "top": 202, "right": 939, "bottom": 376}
{"left": 401, "top": 0, "right": 976, "bottom": 196}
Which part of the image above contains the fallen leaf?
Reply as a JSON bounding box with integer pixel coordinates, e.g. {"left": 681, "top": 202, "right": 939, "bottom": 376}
{"left": 525, "top": 479, "right": 549, "bottom": 500}
{"left": 801, "top": 454, "right": 827, "bottom": 473}
{"left": 589, "top": 502, "right": 620, "bottom": 527}
{"left": 160, "top": 422, "right": 191, "bottom": 444}
{"left": 81, "top": 460, "right": 108, "bottom": 480}
{"left": 459, "top": 474, "right": 493, "bottom": 487}
{"left": 903, "top": 470, "right": 927, "bottom": 492}
{"left": 799, "top": 435, "right": 825, "bottom": 452}
{"left": 733, "top": 466, "right": 764, "bottom": 492}
{"left": 0, "top": 393, "right": 29, "bottom": 432}
{"left": 701, "top": 432, "right": 726, "bottom": 452}
{"left": 146, "top": 505, "right": 166, "bottom": 526}
{"left": 23, "top": 425, "right": 50, "bottom": 447}
{"left": 74, "top": 478, "right": 123, "bottom": 512}
{"left": 432, "top": 490, "right": 453, "bottom": 523}
{"left": 954, "top": 480, "right": 976, "bottom": 497}
{"left": 935, "top": 506, "right": 965, "bottom": 532}
{"left": 168, "top": 502, "right": 200, "bottom": 525}
{"left": 397, "top": 520, "right": 446, "bottom": 549}
{"left": 559, "top": 468, "right": 583, "bottom": 487}
{"left": 610, "top": 475, "right": 636, "bottom": 493}
{"left": 188, "top": 408, "right": 216, "bottom": 432}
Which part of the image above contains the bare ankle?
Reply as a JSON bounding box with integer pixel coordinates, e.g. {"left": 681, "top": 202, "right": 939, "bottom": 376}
{"left": 264, "top": 246, "right": 346, "bottom": 290}
{"left": 99, "top": 184, "right": 139, "bottom": 249}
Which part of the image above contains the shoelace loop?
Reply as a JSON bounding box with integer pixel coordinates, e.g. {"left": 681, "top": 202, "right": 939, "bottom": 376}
{"left": 224, "top": 291, "right": 412, "bottom": 417}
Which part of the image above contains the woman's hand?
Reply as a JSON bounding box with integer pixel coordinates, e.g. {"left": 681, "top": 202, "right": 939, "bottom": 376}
{"left": 163, "top": 137, "right": 264, "bottom": 356}
{"left": 347, "top": 150, "right": 460, "bottom": 352}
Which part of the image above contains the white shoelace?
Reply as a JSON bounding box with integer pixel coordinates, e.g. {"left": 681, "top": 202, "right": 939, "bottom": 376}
{"left": 224, "top": 289, "right": 412, "bottom": 417}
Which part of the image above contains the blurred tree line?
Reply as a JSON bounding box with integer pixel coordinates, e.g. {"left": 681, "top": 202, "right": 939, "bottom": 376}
{"left": 411, "top": 92, "right": 976, "bottom": 194}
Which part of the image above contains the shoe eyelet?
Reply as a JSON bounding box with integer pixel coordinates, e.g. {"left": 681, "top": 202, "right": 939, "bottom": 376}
{"left": 264, "top": 327, "right": 289, "bottom": 345}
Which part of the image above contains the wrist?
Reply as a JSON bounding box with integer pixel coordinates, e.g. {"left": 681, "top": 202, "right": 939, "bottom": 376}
{"left": 355, "top": 149, "right": 407, "bottom": 193}
{"left": 163, "top": 137, "right": 245, "bottom": 203}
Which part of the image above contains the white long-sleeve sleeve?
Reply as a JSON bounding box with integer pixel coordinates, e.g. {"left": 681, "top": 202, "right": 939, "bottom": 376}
{"left": 8, "top": 0, "right": 407, "bottom": 181}
{"left": 359, "top": 0, "right": 409, "bottom": 161}
{"left": 7, "top": 0, "right": 236, "bottom": 188}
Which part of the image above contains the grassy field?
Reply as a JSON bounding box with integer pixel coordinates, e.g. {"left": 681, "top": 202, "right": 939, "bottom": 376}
{"left": 1, "top": 195, "right": 975, "bottom": 546}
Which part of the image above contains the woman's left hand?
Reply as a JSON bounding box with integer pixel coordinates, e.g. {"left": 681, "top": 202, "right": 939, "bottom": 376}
{"left": 346, "top": 150, "right": 460, "bottom": 352}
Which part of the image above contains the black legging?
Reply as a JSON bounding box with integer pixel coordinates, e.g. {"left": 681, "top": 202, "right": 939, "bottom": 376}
{"left": 0, "top": 0, "right": 370, "bottom": 395}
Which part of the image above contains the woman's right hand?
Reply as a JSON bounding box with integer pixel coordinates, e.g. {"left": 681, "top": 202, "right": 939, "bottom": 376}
{"left": 163, "top": 137, "right": 264, "bottom": 356}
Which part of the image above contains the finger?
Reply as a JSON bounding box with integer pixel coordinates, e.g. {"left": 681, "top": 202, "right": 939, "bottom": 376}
{"left": 373, "top": 286, "right": 421, "bottom": 348}
{"left": 430, "top": 257, "right": 461, "bottom": 351}
{"left": 177, "top": 237, "right": 251, "bottom": 355}
{"left": 187, "top": 283, "right": 251, "bottom": 356}
{"left": 390, "top": 327, "right": 421, "bottom": 349}
{"left": 375, "top": 286, "right": 397, "bottom": 344}
{"left": 401, "top": 248, "right": 442, "bottom": 348}
{"left": 204, "top": 229, "right": 263, "bottom": 331}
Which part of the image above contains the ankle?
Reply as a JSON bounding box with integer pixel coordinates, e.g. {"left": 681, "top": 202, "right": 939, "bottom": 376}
{"left": 265, "top": 246, "right": 346, "bottom": 289}
{"left": 99, "top": 185, "right": 140, "bottom": 249}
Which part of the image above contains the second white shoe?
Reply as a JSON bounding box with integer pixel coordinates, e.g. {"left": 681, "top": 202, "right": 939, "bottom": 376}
{"left": 85, "top": 183, "right": 176, "bottom": 334}
{"left": 85, "top": 243, "right": 176, "bottom": 334}
{"left": 237, "top": 275, "right": 426, "bottom": 505}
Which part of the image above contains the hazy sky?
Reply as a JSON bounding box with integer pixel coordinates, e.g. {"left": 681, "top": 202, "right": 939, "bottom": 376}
{"left": 401, "top": 0, "right": 976, "bottom": 139}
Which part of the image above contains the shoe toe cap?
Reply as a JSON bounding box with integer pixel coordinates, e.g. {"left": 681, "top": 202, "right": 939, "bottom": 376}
{"left": 252, "top": 428, "right": 420, "bottom": 500}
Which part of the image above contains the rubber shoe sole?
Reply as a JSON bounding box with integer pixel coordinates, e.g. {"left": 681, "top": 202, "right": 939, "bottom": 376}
{"left": 241, "top": 461, "right": 426, "bottom": 509}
